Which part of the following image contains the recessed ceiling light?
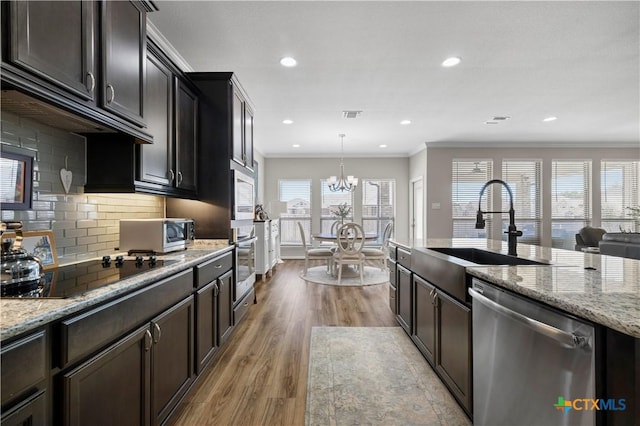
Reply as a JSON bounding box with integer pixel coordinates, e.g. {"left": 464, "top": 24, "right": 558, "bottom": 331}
{"left": 442, "top": 56, "right": 461, "bottom": 67}
{"left": 280, "top": 57, "right": 297, "bottom": 67}
{"left": 543, "top": 116, "right": 558, "bottom": 122}
{"left": 282, "top": 119, "right": 293, "bottom": 124}
{"left": 484, "top": 121, "right": 499, "bottom": 125}
{"left": 400, "top": 120, "right": 411, "bottom": 125}
{"left": 379, "top": 144, "right": 388, "bottom": 148}
{"left": 292, "top": 144, "right": 300, "bottom": 148}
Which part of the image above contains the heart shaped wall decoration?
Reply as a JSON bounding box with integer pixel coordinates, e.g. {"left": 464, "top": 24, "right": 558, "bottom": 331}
{"left": 60, "top": 168, "right": 73, "bottom": 194}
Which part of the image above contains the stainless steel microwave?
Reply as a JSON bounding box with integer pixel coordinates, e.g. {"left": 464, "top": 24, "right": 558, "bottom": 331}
{"left": 119, "top": 218, "right": 195, "bottom": 254}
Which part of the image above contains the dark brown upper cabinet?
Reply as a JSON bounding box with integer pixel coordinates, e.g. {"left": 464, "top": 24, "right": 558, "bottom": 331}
{"left": 85, "top": 42, "right": 198, "bottom": 198}
{"left": 101, "top": 0, "right": 147, "bottom": 127}
{"left": 8, "top": 1, "right": 96, "bottom": 102}
{"left": 1, "top": 0, "right": 156, "bottom": 142}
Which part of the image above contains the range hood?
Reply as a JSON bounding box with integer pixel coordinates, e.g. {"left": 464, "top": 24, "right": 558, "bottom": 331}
{"left": 1, "top": 89, "right": 114, "bottom": 135}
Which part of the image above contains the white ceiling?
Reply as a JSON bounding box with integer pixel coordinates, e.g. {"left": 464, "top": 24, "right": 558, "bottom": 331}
{"left": 149, "top": 1, "right": 640, "bottom": 157}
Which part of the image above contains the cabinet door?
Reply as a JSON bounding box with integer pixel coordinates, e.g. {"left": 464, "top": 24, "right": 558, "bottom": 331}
{"left": 9, "top": 0, "right": 96, "bottom": 101}
{"left": 435, "top": 291, "right": 472, "bottom": 414}
{"left": 0, "top": 390, "right": 47, "bottom": 426}
{"left": 195, "top": 281, "right": 218, "bottom": 374}
{"left": 150, "top": 296, "right": 194, "bottom": 425}
{"left": 396, "top": 264, "right": 412, "bottom": 334}
{"left": 175, "top": 80, "right": 198, "bottom": 192}
{"left": 231, "top": 90, "right": 244, "bottom": 165}
{"left": 218, "top": 270, "right": 234, "bottom": 345}
{"left": 413, "top": 276, "right": 436, "bottom": 366}
{"left": 63, "top": 325, "right": 151, "bottom": 426}
{"left": 101, "top": 0, "right": 146, "bottom": 125}
{"left": 139, "top": 50, "right": 172, "bottom": 186}
{"left": 244, "top": 104, "right": 254, "bottom": 169}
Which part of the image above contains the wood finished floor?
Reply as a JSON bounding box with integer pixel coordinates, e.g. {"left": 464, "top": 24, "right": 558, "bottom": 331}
{"left": 168, "top": 259, "right": 397, "bottom": 425}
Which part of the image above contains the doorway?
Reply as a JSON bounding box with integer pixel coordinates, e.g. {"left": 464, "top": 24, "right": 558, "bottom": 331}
{"left": 411, "top": 177, "right": 424, "bottom": 245}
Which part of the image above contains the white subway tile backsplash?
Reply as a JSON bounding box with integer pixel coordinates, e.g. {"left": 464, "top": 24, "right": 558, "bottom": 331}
{"left": 2, "top": 114, "right": 164, "bottom": 264}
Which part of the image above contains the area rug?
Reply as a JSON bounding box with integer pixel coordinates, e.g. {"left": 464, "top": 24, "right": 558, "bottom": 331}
{"left": 301, "top": 266, "right": 388, "bottom": 286}
{"left": 305, "top": 327, "right": 471, "bottom": 426}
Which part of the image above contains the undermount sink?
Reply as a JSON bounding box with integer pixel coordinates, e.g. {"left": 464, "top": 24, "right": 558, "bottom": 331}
{"left": 427, "top": 247, "right": 549, "bottom": 266}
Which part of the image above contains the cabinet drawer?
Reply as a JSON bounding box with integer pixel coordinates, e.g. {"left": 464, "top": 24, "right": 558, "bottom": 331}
{"left": 60, "top": 269, "right": 193, "bottom": 368}
{"left": 233, "top": 288, "right": 254, "bottom": 325}
{"left": 1, "top": 330, "right": 47, "bottom": 407}
{"left": 196, "top": 251, "right": 233, "bottom": 289}
{"left": 397, "top": 247, "right": 411, "bottom": 268}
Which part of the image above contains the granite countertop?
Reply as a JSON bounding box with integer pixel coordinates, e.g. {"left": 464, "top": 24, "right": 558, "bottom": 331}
{"left": 1, "top": 240, "right": 232, "bottom": 341}
{"left": 396, "top": 238, "right": 640, "bottom": 338}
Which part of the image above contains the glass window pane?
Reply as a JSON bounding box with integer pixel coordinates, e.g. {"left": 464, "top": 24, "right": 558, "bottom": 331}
{"left": 278, "top": 179, "right": 312, "bottom": 244}
{"left": 452, "top": 160, "right": 493, "bottom": 238}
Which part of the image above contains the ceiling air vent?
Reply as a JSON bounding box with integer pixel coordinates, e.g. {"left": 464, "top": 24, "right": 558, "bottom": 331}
{"left": 342, "top": 110, "right": 362, "bottom": 119}
{"left": 492, "top": 116, "right": 511, "bottom": 121}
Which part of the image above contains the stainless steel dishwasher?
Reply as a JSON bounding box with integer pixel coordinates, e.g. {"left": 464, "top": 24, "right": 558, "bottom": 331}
{"left": 469, "top": 278, "right": 595, "bottom": 426}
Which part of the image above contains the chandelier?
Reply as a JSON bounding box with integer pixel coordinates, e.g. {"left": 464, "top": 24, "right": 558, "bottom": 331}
{"left": 327, "top": 134, "right": 358, "bottom": 192}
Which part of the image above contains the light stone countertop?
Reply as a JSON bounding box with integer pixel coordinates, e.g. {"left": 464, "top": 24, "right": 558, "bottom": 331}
{"left": 1, "top": 240, "right": 232, "bottom": 341}
{"left": 397, "top": 238, "right": 640, "bottom": 338}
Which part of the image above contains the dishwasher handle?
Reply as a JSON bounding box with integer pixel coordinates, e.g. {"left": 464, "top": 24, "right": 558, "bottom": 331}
{"left": 468, "top": 287, "right": 590, "bottom": 349}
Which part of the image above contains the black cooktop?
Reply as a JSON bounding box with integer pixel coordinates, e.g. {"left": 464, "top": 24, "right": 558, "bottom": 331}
{"left": 1, "top": 255, "right": 177, "bottom": 298}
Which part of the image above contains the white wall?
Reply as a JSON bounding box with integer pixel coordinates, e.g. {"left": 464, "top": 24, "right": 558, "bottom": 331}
{"left": 421, "top": 146, "right": 640, "bottom": 246}
{"left": 263, "top": 156, "right": 410, "bottom": 256}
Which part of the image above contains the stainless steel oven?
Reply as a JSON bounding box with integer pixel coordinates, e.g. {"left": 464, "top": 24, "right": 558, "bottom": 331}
{"left": 233, "top": 224, "right": 256, "bottom": 303}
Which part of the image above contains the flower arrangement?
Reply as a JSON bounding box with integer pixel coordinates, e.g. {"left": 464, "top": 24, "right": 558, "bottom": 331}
{"left": 331, "top": 203, "right": 352, "bottom": 222}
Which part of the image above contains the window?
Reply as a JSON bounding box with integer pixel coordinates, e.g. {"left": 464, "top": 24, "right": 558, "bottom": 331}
{"left": 362, "top": 179, "right": 395, "bottom": 244}
{"left": 278, "top": 179, "right": 312, "bottom": 244}
{"left": 601, "top": 160, "right": 639, "bottom": 232}
{"left": 452, "top": 160, "right": 493, "bottom": 238}
{"left": 551, "top": 160, "right": 592, "bottom": 249}
{"left": 320, "top": 180, "right": 354, "bottom": 234}
{"left": 502, "top": 160, "right": 542, "bottom": 245}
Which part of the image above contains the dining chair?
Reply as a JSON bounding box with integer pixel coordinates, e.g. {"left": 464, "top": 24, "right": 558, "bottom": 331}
{"left": 333, "top": 222, "right": 366, "bottom": 285}
{"left": 298, "top": 222, "right": 333, "bottom": 275}
{"left": 319, "top": 220, "right": 341, "bottom": 250}
{"left": 362, "top": 222, "right": 393, "bottom": 271}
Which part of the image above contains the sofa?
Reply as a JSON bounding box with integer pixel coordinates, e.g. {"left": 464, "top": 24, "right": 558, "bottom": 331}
{"left": 575, "top": 226, "right": 606, "bottom": 251}
{"left": 598, "top": 232, "right": 640, "bottom": 260}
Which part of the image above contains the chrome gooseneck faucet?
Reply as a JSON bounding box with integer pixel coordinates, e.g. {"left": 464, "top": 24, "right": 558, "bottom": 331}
{"left": 475, "top": 179, "right": 523, "bottom": 256}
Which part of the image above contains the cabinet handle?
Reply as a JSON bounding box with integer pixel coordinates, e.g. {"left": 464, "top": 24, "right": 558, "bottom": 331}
{"left": 214, "top": 264, "right": 222, "bottom": 269}
{"left": 432, "top": 291, "right": 438, "bottom": 306}
{"left": 213, "top": 283, "right": 219, "bottom": 297}
{"left": 86, "top": 72, "right": 96, "bottom": 93}
{"left": 177, "top": 171, "right": 183, "bottom": 185}
{"left": 152, "top": 322, "right": 161, "bottom": 344}
{"left": 169, "top": 169, "right": 175, "bottom": 182}
{"left": 106, "top": 84, "right": 115, "bottom": 104}
{"left": 144, "top": 330, "right": 152, "bottom": 351}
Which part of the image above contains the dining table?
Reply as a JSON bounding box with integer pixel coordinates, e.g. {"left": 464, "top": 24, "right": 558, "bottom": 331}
{"left": 311, "top": 232, "right": 378, "bottom": 277}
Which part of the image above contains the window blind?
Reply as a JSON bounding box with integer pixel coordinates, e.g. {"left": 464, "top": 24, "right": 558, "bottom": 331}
{"left": 551, "top": 160, "right": 592, "bottom": 248}
{"left": 502, "top": 160, "right": 542, "bottom": 245}
{"left": 452, "top": 160, "right": 493, "bottom": 238}
{"left": 601, "top": 160, "right": 639, "bottom": 232}
{"left": 278, "top": 179, "right": 312, "bottom": 244}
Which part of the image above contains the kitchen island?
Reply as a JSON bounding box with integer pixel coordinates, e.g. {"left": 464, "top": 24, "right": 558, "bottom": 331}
{"left": 391, "top": 238, "right": 639, "bottom": 425}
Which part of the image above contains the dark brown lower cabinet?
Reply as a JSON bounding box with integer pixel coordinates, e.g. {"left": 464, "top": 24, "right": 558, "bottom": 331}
{"left": 435, "top": 290, "right": 472, "bottom": 415}
{"left": 0, "top": 390, "right": 47, "bottom": 426}
{"left": 62, "top": 296, "right": 194, "bottom": 426}
{"left": 410, "top": 274, "right": 472, "bottom": 417}
{"left": 413, "top": 275, "right": 436, "bottom": 366}
{"left": 396, "top": 264, "right": 412, "bottom": 334}
{"left": 63, "top": 324, "right": 151, "bottom": 426}
{"left": 195, "top": 281, "right": 219, "bottom": 374}
{"left": 218, "top": 270, "right": 234, "bottom": 346}
{"left": 151, "top": 297, "right": 194, "bottom": 424}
